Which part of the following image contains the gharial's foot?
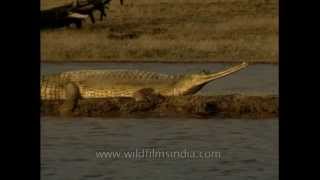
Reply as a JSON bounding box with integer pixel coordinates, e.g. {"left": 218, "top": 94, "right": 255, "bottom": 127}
{"left": 58, "top": 82, "right": 80, "bottom": 117}
{"left": 133, "top": 88, "right": 155, "bottom": 102}
{"left": 133, "top": 88, "right": 165, "bottom": 104}
{"left": 121, "top": 88, "right": 163, "bottom": 113}
{"left": 59, "top": 100, "right": 77, "bottom": 116}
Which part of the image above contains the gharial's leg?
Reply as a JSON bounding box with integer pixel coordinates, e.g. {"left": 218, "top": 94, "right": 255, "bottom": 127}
{"left": 133, "top": 88, "right": 165, "bottom": 104}
{"left": 133, "top": 88, "right": 156, "bottom": 102}
{"left": 59, "top": 82, "right": 80, "bottom": 116}
{"left": 121, "top": 88, "right": 165, "bottom": 112}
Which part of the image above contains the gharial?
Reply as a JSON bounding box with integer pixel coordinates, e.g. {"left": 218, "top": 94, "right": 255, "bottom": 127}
{"left": 41, "top": 62, "right": 248, "bottom": 115}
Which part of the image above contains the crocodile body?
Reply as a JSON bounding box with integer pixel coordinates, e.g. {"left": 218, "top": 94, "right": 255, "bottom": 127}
{"left": 41, "top": 62, "right": 248, "bottom": 100}
{"left": 41, "top": 69, "right": 180, "bottom": 100}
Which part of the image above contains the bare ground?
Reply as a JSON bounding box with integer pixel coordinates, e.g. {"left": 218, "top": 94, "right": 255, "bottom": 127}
{"left": 41, "top": 94, "right": 278, "bottom": 119}
{"left": 41, "top": 0, "right": 278, "bottom": 63}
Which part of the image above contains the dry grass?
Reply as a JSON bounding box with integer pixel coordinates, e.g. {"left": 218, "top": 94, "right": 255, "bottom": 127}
{"left": 41, "top": 0, "right": 278, "bottom": 63}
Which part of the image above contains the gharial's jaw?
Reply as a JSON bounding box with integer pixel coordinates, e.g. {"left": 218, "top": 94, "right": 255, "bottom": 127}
{"left": 170, "top": 62, "right": 249, "bottom": 96}
{"left": 197, "top": 62, "right": 248, "bottom": 83}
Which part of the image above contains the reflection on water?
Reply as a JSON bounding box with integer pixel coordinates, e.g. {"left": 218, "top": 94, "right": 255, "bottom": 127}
{"left": 41, "top": 117, "right": 278, "bottom": 180}
{"left": 41, "top": 63, "right": 278, "bottom": 95}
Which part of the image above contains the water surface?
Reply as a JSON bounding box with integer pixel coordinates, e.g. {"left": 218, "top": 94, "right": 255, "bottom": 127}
{"left": 41, "top": 117, "right": 278, "bottom": 180}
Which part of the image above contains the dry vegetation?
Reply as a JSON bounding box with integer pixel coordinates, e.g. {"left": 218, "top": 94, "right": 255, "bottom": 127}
{"left": 41, "top": 0, "right": 278, "bottom": 63}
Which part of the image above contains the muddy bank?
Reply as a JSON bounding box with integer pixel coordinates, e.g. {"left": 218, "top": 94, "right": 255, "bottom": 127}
{"left": 42, "top": 60, "right": 278, "bottom": 64}
{"left": 41, "top": 94, "right": 278, "bottom": 119}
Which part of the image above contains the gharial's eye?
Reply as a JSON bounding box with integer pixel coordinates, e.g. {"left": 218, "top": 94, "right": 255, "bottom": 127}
{"left": 200, "top": 69, "right": 211, "bottom": 74}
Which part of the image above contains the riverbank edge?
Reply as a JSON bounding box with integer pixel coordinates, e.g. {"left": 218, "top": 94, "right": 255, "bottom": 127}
{"left": 41, "top": 60, "right": 278, "bottom": 64}
{"left": 41, "top": 94, "right": 278, "bottom": 119}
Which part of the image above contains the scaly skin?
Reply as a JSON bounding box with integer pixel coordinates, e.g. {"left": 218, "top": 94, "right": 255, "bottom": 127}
{"left": 41, "top": 62, "right": 248, "bottom": 100}
{"left": 41, "top": 62, "right": 248, "bottom": 116}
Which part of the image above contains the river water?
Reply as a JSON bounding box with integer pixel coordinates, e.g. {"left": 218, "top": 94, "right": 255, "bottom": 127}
{"left": 41, "top": 63, "right": 278, "bottom": 180}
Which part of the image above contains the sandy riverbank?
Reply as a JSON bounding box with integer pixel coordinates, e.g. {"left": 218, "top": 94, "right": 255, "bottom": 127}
{"left": 41, "top": 0, "right": 278, "bottom": 63}
{"left": 41, "top": 94, "right": 278, "bottom": 119}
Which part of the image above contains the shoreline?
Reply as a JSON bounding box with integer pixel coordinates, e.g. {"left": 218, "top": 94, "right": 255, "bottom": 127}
{"left": 41, "top": 60, "right": 278, "bottom": 65}
{"left": 41, "top": 94, "right": 278, "bottom": 119}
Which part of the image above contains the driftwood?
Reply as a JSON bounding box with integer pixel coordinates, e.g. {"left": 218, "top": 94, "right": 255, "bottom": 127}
{"left": 41, "top": 2, "right": 86, "bottom": 29}
{"left": 41, "top": 94, "right": 278, "bottom": 119}
{"left": 41, "top": 0, "right": 116, "bottom": 29}
{"left": 72, "top": 0, "right": 112, "bottom": 23}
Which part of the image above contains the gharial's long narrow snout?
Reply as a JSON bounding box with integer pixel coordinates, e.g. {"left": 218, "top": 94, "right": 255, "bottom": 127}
{"left": 199, "top": 62, "right": 248, "bottom": 83}
{"left": 172, "top": 62, "right": 249, "bottom": 96}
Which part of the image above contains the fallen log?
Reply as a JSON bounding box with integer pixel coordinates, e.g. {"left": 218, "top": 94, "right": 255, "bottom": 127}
{"left": 40, "top": 0, "right": 115, "bottom": 29}
{"left": 41, "top": 3, "right": 87, "bottom": 29}
{"left": 41, "top": 94, "right": 278, "bottom": 119}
